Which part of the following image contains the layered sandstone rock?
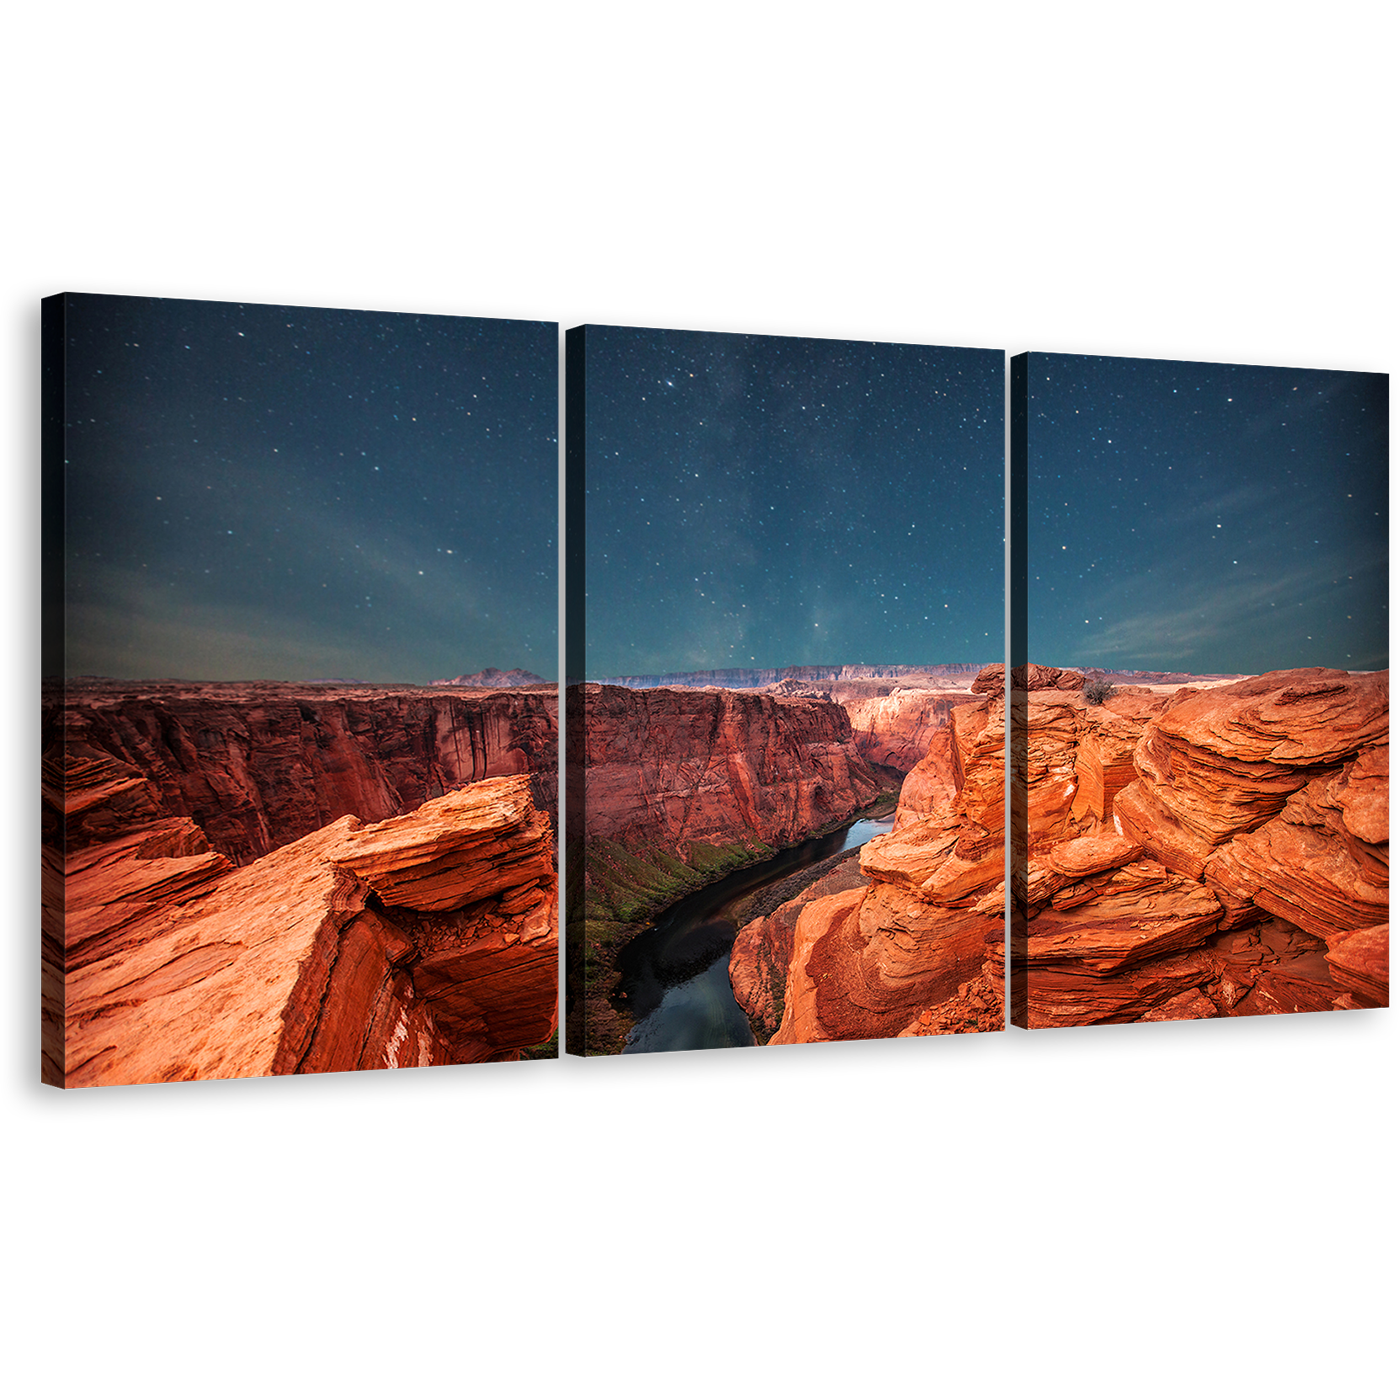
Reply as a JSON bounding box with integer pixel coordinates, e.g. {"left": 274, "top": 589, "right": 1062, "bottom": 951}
{"left": 746, "top": 692, "right": 1007, "bottom": 1045}
{"left": 973, "top": 662, "right": 1086, "bottom": 698}
{"left": 837, "top": 688, "right": 973, "bottom": 775}
{"left": 890, "top": 722, "right": 960, "bottom": 828}
{"left": 581, "top": 684, "right": 883, "bottom": 858}
{"left": 731, "top": 663, "right": 1388, "bottom": 1045}
{"left": 48, "top": 680, "right": 558, "bottom": 864}
{"left": 729, "top": 856, "right": 871, "bottom": 1039}
{"left": 48, "top": 762, "right": 557, "bottom": 1088}
{"left": 1012, "top": 667, "right": 1389, "bottom": 1027}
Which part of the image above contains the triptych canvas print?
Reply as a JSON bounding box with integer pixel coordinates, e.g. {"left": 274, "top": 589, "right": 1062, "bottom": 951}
{"left": 42, "top": 293, "right": 1389, "bottom": 1087}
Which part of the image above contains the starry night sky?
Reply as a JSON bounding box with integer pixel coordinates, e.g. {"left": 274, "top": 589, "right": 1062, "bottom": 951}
{"left": 580, "top": 327, "right": 1004, "bottom": 679}
{"left": 1028, "top": 353, "right": 1388, "bottom": 674}
{"left": 60, "top": 294, "right": 557, "bottom": 683}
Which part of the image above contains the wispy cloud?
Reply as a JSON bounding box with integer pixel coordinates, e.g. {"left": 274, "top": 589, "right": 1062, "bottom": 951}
{"left": 1054, "top": 542, "right": 1387, "bottom": 669}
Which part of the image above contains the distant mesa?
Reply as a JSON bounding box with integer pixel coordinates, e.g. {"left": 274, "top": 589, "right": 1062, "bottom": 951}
{"left": 593, "top": 663, "right": 991, "bottom": 690}
{"left": 431, "top": 667, "right": 548, "bottom": 688}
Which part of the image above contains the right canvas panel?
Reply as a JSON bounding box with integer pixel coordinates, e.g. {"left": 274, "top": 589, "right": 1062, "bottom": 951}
{"left": 1011, "top": 351, "right": 1388, "bottom": 1029}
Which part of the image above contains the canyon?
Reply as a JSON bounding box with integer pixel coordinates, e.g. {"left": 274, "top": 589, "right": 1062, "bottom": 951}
{"left": 579, "top": 684, "right": 888, "bottom": 859}
{"left": 55, "top": 654, "right": 1383, "bottom": 1078}
{"left": 44, "top": 681, "right": 560, "bottom": 1087}
{"left": 724, "top": 660, "right": 1388, "bottom": 1046}
{"left": 51, "top": 679, "right": 558, "bottom": 865}
{"left": 570, "top": 682, "right": 897, "bottom": 1052}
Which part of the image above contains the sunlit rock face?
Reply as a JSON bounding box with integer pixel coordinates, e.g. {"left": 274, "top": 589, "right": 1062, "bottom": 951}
{"left": 1010, "top": 667, "right": 1388, "bottom": 1027}
{"left": 47, "top": 757, "right": 557, "bottom": 1088}
{"left": 741, "top": 692, "right": 1007, "bottom": 1046}
{"left": 795, "top": 663, "right": 1392, "bottom": 1036}
{"left": 836, "top": 687, "right": 974, "bottom": 775}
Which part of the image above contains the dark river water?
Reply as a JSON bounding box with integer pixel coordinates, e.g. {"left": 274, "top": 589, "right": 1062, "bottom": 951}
{"left": 616, "top": 814, "right": 897, "bottom": 1054}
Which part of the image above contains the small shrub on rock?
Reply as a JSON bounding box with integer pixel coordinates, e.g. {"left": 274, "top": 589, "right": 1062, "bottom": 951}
{"left": 1082, "top": 677, "right": 1115, "bottom": 705}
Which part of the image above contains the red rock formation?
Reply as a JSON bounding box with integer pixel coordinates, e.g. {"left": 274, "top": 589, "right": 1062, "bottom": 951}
{"left": 839, "top": 688, "right": 973, "bottom": 775}
{"left": 1012, "top": 667, "right": 1389, "bottom": 1027}
{"left": 48, "top": 760, "right": 557, "bottom": 1088}
{"left": 48, "top": 680, "right": 558, "bottom": 864}
{"left": 891, "top": 722, "right": 960, "bottom": 828}
{"left": 729, "top": 857, "right": 871, "bottom": 1038}
{"left": 1325, "top": 923, "right": 1388, "bottom": 1004}
{"left": 726, "top": 664, "right": 1388, "bottom": 1044}
{"left": 972, "top": 662, "right": 1086, "bottom": 697}
{"left": 581, "top": 684, "right": 883, "bottom": 858}
{"left": 752, "top": 692, "right": 1007, "bottom": 1044}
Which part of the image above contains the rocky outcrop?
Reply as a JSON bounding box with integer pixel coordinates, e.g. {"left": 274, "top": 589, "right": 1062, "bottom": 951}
{"left": 729, "top": 854, "right": 871, "bottom": 1039}
{"left": 580, "top": 685, "right": 883, "bottom": 860}
{"left": 740, "top": 692, "right": 1007, "bottom": 1045}
{"left": 48, "top": 680, "right": 558, "bottom": 865}
{"left": 1011, "top": 667, "right": 1389, "bottom": 1027}
{"left": 973, "top": 662, "right": 1086, "bottom": 698}
{"left": 890, "top": 722, "right": 961, "bottom": 829}
{"left": 750, "top": 663, "right": 1389, "bottom": 1044}
{"left": 47, "top": 753, "right": 557, "bottom": 1088}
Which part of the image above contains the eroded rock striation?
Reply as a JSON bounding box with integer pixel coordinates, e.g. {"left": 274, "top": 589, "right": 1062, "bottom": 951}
{"left": 581, "top": 684, "right": 884, "bottom": 861}
{"left": 48, "top": 680, "right": 558, "bottom": 865}
{"left": 1009, "top": 666, "right": 1389, "bottom": 1027}
{"left": 727, "top": 661, "right": 1384, "bottom": 1044}
{"left": 838, "top": 688, "right": 974, "bottom": 776}
{"left": 46, "top": 751, "right": 557, "bottom": 1087}
{"left": 731, "top": 690, "right": 1007, "bottom": 1044}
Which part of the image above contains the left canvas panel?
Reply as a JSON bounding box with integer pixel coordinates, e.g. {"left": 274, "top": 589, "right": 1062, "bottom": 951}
{"left": 42, "top": 293, "right": 560, "bottom": 1087}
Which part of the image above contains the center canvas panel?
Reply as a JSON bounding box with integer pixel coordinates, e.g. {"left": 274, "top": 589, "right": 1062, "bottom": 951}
{"left": 566, "top": 324, "right": 1006, "bottom": 1056}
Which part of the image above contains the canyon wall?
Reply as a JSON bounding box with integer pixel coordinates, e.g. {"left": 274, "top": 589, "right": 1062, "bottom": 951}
{"left": 48, "top": 681, "right": 558, "bottom": 865}
{"left": 581, "top": 684, "right": 884, "bottom": 859}
{"left": 729, "top": 662, "right": 1388, "bottom": 1045}
{"left": 1008, "top": 666, "right": 1388, "bottom": 1026}
{"left": 731, "top": 668, "right": 1008, "bottom": 1043}
{"left": 838, "top": 688, "right": 972, "bottom": 776}
{"left": 46, "top": 747, "right": 557, "bottom": 1087}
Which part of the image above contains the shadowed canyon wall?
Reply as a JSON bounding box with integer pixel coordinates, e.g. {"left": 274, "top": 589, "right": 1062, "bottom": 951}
{"left": 581, "top": 684, "right": 885, "bottom": 861}
{"left": 49, "top": 681, "right": 558, "bottom": 865}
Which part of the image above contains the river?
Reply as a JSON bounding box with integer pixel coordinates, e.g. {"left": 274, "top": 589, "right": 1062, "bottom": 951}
{"left": 616, "top": 813, "right": 897, "bottom": 1053}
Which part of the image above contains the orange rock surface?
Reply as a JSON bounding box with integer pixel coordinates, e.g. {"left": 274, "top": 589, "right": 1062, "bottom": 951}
{"left": 1012, "top": 667, "right": 1388, "bottom": 1027}
{"left": 839, "top": 688, "right": 973, "bottom": 775}
{"left": 759, "top": 694, "right": 1007, "bottom": 1044}
{"left": 45, "top": 739, "right": 557, "bottom": 1086}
